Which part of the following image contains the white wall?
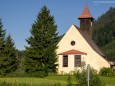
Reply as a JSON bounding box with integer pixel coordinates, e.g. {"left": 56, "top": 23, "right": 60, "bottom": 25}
{"left": 56, "top": 25, "right": 110, "bottom": 74}
{"left": 58, "top": 54, "right": 86, "bottom": 74}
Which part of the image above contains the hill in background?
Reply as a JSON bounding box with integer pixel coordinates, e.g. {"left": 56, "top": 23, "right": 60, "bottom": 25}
{"left": 93, "top": 7, "right": 115, "bottom": 61}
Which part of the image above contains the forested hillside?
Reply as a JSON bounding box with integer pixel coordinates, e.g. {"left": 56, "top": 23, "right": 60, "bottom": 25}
{"left": 93, "top": 7, "right": 115, "bottom": 61}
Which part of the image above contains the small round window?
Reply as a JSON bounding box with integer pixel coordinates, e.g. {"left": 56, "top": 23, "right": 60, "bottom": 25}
{"left": 71, "top": 41, "right": 75, "bottom": 46}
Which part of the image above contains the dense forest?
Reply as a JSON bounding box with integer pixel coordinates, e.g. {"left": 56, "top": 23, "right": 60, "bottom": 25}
{"left": 93, "top": 7, "right": 115, "bottom": 61}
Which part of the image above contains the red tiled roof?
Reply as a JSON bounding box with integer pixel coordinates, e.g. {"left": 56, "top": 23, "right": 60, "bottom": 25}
{"left": 58, "top": 49, "right": 87, "bottom": 55}
{"left": 78, "top": 4, "right": 93, "bottom": 19}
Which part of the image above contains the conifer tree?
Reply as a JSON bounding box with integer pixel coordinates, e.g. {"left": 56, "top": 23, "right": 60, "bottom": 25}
{"left": 0, "top": 19, "right": 6, "bottom": 75}
{"left": 0, "top": 34, "right": 17, "bottom": 75}
{"left": 25, "top": 6, "right": 58, "bottom": 77}
{"left": 3, "top": 35, "right": 17, "bottom": 74}
{"left": 0, "top": 19, "right": 5, "bottom": 49}
{"left": 0, "top": 19, "right": 17, "bottom": 75}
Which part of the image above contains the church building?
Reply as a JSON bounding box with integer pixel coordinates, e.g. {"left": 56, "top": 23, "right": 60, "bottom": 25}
{"left": 56, "top": 4, "right": 110, "bottom": 74}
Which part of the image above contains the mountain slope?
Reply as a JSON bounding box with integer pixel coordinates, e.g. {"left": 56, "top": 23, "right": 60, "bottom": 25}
{"left": 93, "top": 7, "right": 115, "bottom": 61}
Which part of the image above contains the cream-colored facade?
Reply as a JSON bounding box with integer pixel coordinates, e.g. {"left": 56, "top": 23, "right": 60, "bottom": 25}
{"left": 56, "top": 25, "right": 110, "bottom": 74}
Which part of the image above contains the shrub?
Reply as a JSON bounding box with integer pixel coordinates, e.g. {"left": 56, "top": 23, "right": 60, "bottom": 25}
{"left": 5, "top": 71, "right": 28, "bottom": 77}
{"left": 75, "top": 68, "right": 104, "bottom": 86}
{"left": 26, "top": 71, "right": 48, "bottom": 78}
{"left": 99, "top": 67, "right": 114, "bottom": 76}
{"left": 4, "top": 70, "right": 48, "bottom": 78}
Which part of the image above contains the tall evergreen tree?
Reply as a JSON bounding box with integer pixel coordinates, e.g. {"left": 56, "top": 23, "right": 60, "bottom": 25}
{"left": 4, "top": 35, "right": 17, "bottom": 73}
{"left": 0, "top": 34, "right": 17, "bottom": 75}
{"left": 0, "top": 19, "right": 5, "bottom": 50}
{"left": 0, "top": 19, "right": 6, "bottom": 75}
{"left": 25, "top": 6, "right": 58, "bottom": 77}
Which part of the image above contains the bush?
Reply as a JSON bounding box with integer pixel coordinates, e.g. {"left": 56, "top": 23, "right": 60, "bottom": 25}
{"left": 99, "top": 67, "right": 114, "bottom": 76}
{"left": 23, "top": 71, "right": 48, "bottom": 78}
{"left": 3, "top": 70, "right": 48, "bottom": 78}
{"left": 75, "top": 69, "right": 104, "bottom": 86}
{"left": 5, "top": 71, "right": 28, "bottom": 77}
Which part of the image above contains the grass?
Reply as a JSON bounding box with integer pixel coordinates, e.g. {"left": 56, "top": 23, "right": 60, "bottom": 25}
{"left": 0, "top": 76, "right": 69, "bottom": 86}
{"left": 0, "top": 76, "right": 114, "bottom": 86}
{"left": 100, "top": 76, "right": 115, "bottom": 86}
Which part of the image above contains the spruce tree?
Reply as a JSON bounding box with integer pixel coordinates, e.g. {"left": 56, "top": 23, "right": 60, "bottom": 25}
{"left": 0, "top": 34, "right": 17, "bottom": 75}
{"left": 0, "top": 19, "right": 6, "bottom": 75}
{"left": 3, "top": 35, "right": 17, "bottom": 74}
{"left": 0, "top": 19, "right": 5, "bottom": 49}
{"left": 25, "top": 6, "right": 58, "bottom": 77}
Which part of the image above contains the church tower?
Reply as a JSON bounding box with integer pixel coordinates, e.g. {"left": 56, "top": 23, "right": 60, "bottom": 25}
{"left": 78, "top": 3, "right": 94, "bottom": 38}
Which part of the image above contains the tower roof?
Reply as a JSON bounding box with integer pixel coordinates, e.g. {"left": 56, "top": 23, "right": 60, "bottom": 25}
{"left": 78, "top": 4, "right": 93, "bottom": 19}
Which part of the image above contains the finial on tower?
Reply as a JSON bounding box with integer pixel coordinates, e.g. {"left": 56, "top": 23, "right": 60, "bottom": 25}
{"left": 78, "top": 1, "right": 93, "bottom": 20}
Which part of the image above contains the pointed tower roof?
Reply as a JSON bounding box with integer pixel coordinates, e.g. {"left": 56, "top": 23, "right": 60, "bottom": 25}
{"left": 78, "top": 4, "right": 93, "bottom": 19}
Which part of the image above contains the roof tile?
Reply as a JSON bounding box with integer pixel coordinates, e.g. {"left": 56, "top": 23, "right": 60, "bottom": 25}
{"left": 58, "top": 49, "right": 87, "bottom": 55}
{"left": 78, "top": 4, "right": 93, "bottom": 19}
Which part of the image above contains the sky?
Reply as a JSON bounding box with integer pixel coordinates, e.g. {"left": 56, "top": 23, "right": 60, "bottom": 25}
{"left": 0, "top": 0, "right": 115, "bottom": 50}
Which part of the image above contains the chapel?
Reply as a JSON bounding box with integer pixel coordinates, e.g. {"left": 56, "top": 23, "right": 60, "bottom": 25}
{"left": 56, "top": 3, "right": 110, "bottom": 74}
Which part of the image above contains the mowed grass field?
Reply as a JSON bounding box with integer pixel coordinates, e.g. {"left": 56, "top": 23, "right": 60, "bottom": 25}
{"left": 0, "top": 76, "right": 114, "bottom": 86}
{"left": 100, "top": 76, "right": 115, "bottom": 86}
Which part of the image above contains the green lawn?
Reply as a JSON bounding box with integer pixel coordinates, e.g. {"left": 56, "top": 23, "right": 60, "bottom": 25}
{"left": 100, "top": 76, "right": 115, "bottom": 86}
{"left": 0, "top": 76, "right": 70, "bottom": 86}
{"left": 0, "top": 76, "right": 114, "bottom": 86}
